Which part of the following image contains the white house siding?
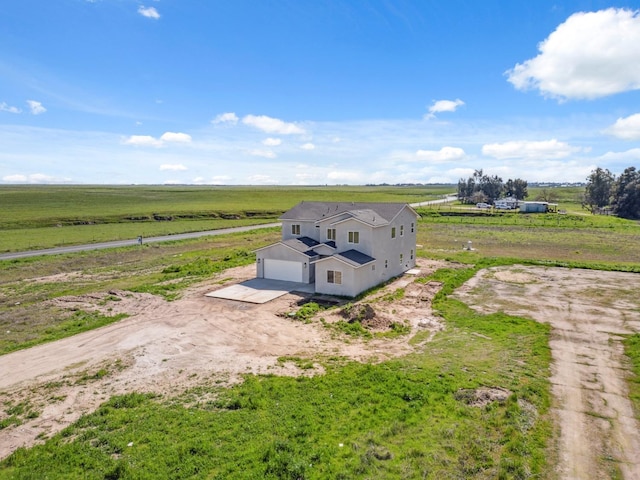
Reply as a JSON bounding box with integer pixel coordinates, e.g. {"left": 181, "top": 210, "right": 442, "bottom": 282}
{"left": 332, "top": 218, "right": 374, "bottom": 257}
{"left": 373, "top": 207, "right": 417, "bottom": 279}
{"left": 314, "top": 257, "right": 377, "bottom": 297}
{"left": 316, "top": 213, "right": 351, "bottom": 243}
{"left": 281, "top": 220, "right": 317, "bottom": 241}
{"left": 255, "top": 243, "right": 314, "bottom": 283}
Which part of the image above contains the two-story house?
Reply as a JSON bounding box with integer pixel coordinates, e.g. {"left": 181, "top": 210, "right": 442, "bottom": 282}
{"left": 255, "top": 201, "right": 419, "bottom": 297}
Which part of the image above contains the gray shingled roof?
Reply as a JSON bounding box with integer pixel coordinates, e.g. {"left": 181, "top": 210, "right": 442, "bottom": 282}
{"left": 282, "top": 237, "right": 320, "bottom": 257}
{"left": 333, "top": 249, "right": 375, "bottom": 267}
{"left": 280, "top": 201, "right": 412, "bottom": 226}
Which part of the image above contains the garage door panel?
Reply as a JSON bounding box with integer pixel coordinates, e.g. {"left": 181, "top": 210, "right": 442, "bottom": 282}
{"left": 264, "top": 259, "right": 303, "bottom": 282}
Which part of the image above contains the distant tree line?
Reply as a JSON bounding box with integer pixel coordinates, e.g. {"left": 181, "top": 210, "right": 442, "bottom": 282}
{"left": 584, "top": 166, "right": 640, "bottom": 219}
{"left": 457, "top": 170, "right": 528, "bottom": 204}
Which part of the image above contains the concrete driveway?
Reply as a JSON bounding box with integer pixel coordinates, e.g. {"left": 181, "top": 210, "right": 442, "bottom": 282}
{"left": 206, "top": 278, "right": 315, "bottom": 304}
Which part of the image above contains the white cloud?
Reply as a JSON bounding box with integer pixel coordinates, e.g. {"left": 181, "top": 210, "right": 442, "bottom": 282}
{"left": 262, "top": 137, "right": 282, "bottom": 146}
{"left": 2, "top": 173, "right": 69, "bottom": 184}
{"left": 192, "top": 175, "right": 232, "bottom": 185}
{"left": 212, "top": 112, "right": 239, "bottom": 125}
{"left": 247, "top": 149, "right": 276, "bottom": 159}
{"left": 160, "top": 164, "right": 188, "bottom": 171}
{"left": 604, "top": 113, "right": 640, "bottom": 140}
{"left": 598, "top": 148, "right": 640, "bottom": 162}
{"left": 27, "top": 100, "right": 46, "bottom": 115}
{"left": 123, "top": 132, "right": 191, "bottom": 147}
{"left": 123, "top": 135, "right": 163, "bottom": 147}
{"left": 482, "top": 139, "right": 582, "bottom": 160}
{"left": 0, "top": 102, "right": 21, "bottom": 114}
{"left": 247, "top": 174, "right": 276, "bottom": 184}
{"left": 211, "top": 175, "right": 232, "bottom": 184}
{"left": 415, "top": 146, "right": 465, "bottom": 162}
{"left": 160, "top": 132, "right": 192, "bottom": 143}
{"left": 426, "top": 99, "right": 465, "bottom": 118}
{"left": 327, "top": 170, "right": 362, "bottom": 182}
{"left": 138, "top": 6, "right": 160, "bottom": 19}
{"left": 2, "top": 174, "right": 27, "bottom": 182}
{"left": 295, "top": 172, "right": 316, "bottom": 181}
{"left": 242, "top": 114, "right": 305, "bottom": 134}
{"left": 300, "top": 143, "right": 315, "bottom": 150}
{"left": 507, "top": 8, "right": 640, "bottom": 100}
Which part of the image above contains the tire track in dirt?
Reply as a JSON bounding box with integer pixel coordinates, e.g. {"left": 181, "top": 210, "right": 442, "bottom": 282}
{"left": 454, "top": 266, "right": 640, "bottom": 480}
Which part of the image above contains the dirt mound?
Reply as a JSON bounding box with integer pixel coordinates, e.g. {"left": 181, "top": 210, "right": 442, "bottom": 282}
{"left": 455, "top": 386, "right": 511, "bottom": 407}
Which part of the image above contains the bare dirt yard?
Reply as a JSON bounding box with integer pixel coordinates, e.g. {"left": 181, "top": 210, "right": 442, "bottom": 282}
{"left": 454, "top": 265, "right": 640, "bottom": 480}
{"left": 0, "top": 259, "right": 446, "bottom": 459}
{"left": 2, "top": 260, "right": 640, "bottom": 480}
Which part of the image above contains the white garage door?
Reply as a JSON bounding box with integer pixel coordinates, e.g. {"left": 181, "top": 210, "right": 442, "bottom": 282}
{"left": 264, "top": 259, "right": 303, "bottom": 282}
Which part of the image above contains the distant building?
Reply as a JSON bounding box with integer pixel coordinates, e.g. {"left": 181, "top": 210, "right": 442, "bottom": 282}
{"left": 256, "top": 201, "right": 419, "bottom": 297}
{"left": 520, "top": 201, "right": 558, "bottom": 213}
{"left": 494, "top": 197, "right": 519, "bottom": 210}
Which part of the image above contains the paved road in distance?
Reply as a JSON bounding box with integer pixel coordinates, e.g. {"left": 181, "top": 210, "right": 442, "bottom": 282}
{"left": 0, "top": 223, "right": 281, "bottom": 260}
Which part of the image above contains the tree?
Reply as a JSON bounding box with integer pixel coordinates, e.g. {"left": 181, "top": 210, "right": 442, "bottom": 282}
{"left": 478, "top": 173, "right": 504, "bottom": 203}
{"left": 612, "top": 167, "right": 640, "bottom": 219}
{"left": 457, "top": 169, "right": 505, "bottom": 204}
{"left": 457, "top": 177, "right": 475, "bottom": 203}
{"left": 584, "top": 167, "right": 615, "bottom": 211}
{"left": 505, "top": 178, "right": 528, "bottom": 200}
{"left": 535, "top": 188, "right": 559, "bottom": 203}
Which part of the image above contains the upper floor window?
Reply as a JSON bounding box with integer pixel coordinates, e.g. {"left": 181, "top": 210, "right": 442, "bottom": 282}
{"left": 411, "top": 222, "right": 415, "bottom": 233}
{"left": 291, "top": 224, "right": 301, "bottom": 235}
{"left": 348, "top": 231, "right": 359, "bottom": 244}
{"left": 400, "top": 253, "right": 404, "bottom": 264}
{"left": 400, "top": 225, "right": 404, "bottom": 236}
{"left": 391, "top": 227, "right": 396, "bottom": 239}
{"left": 327, "top": 228, "right": 336, "bottom": 241}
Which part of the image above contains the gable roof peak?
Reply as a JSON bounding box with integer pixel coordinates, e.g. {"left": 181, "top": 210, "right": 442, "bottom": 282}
{"left": 280, "top": 201, "right": 414, "bottom": 224}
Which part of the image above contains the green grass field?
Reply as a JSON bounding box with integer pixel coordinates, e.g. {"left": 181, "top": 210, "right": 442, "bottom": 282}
{"left": 1, "top": 185, "right": 639, "bottom": 479}
{"left": 0, "top": 185, "right": 452, "bottom": 252}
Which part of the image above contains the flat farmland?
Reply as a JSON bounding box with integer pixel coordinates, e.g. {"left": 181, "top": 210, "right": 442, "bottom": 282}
{"left": 1, "top": 185, "right": 639, "bottom": 479}
{"left": 0, "top": 185, "right": 451, "bottom": 252}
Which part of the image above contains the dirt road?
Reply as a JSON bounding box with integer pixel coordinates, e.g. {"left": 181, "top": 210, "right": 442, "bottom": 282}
{"left": 454, "top": 266, "right": 640, "bottom": 480}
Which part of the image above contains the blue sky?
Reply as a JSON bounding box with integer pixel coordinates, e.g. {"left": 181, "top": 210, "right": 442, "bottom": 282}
{"left": 2, "top": 0, "right": 640, "bottom": 185}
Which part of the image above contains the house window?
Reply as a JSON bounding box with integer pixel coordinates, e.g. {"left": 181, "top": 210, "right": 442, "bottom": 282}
{"left": 327, "top": 270, "right": 342, "bottom": 284}
{"left": 391, "top": 227, "right": 396, "bottom": 238}
{"left": 372, "top": 265, "right": 375, "bottom": 271}
{"left": 410, "top": 249, "right": 414, "bottom": 260}
{"left": 291, "top": 224, "right": 301, "bottom": 235}
{"left": 385, "top": 259, "right": 388, "bottom": 268}
{"left": 400, "top": 225, "right": 404, "bottom": 236}
{"left": 348, "top": 231, "right": 359, "bottom": 244}
{"left": 400, "top": 253, "right": 404, "bottom": 264}
{"left": 411, "top": 222, "right": 415, "bottom": 233}
{"left": 327, "top": 228, "right": 336, "bottom": 240}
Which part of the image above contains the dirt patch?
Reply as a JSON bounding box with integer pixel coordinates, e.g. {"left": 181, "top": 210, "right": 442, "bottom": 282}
{"left": 454, "top": 265, "right": 640, "bottom": 480}
{"left": 0, "top": 258, "right": 447, "bottom": 459}
{"left": 455, "top": 386, "right": 512, "bottom": 407}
